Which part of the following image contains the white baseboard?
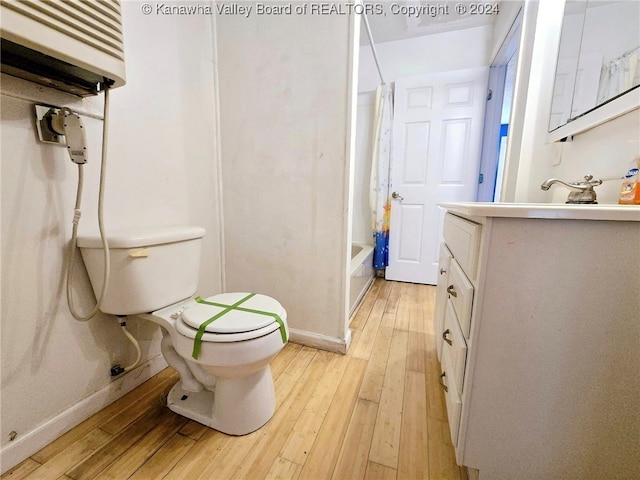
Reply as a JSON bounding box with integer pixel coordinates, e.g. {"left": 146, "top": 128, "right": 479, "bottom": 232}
{"left": 288, "top": 328, "right": 352, "bottom": 355}
{"left": 0, "top": 354, "right": 168, "bottom": 475}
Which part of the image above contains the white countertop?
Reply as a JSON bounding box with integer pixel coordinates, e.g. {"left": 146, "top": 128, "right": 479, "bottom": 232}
{"left": 440, "top": 202, "right": 640, "bottom": 222}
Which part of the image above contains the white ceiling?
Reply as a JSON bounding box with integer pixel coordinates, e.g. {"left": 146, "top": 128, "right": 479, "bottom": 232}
{"left": 362, "top": 1, "right": 497, "bottom": 45}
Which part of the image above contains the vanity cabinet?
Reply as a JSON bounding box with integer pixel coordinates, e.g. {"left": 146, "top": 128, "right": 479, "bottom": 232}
{"left": 435, "top": 213, "right": 478, "bottom": 447}
{"left": 434, "top": 203, "right": 640, "bottom": 480}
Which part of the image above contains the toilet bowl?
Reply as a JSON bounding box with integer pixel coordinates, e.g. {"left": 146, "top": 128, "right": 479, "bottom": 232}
{"left": 77, "top": 226, "right": 288, "bottom": 435}
{"left": 140, "top": 292, "right": 288, "bottom": 435}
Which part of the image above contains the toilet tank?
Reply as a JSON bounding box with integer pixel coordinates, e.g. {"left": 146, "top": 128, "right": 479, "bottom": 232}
{"left": 77, "top": 226, "right": 206, "bottom": 315}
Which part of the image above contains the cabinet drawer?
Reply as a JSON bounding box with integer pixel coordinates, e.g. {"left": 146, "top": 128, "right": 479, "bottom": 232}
{"left": 441, "top": 347, "right": 462, "bottom": 447}
{"left": 435, "top": 243, "right": 453, "bottom": 361}
{"left": 443, "top": 213, "right": 481, "bottom": 279}
{"left": 443, "top": 300, "right": 467, "bottom": 397}
{"left": 448, "top": 259, "right": 474, "bottom": 338}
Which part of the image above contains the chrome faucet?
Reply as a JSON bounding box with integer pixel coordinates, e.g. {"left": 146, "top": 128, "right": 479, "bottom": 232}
{"left": 540, "top": 175, "right": 602, "bottom": 204}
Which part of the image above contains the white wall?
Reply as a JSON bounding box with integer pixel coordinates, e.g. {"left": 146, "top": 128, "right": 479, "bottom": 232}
{"left": 490, "top": 1, "right": 524, "bottom": 62}
{"left": 358, "top": 25, "right": 493, "bottom": 93}
{"left": 106, "top": 3, "right": 223, "bottom": 294}
{"left": 0, "top": 2, "right": 222, "bottom": 472}
{"left": 216, "top": 12, "right": 353, "bottom": 348}
{"left": 546, "top": 109, "right": 640, "bottom": 204}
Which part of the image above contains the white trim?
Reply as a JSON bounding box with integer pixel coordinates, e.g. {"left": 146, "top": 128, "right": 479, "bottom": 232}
{"left": 209, "top": 11, "right": 226, "bottom": 293}
{"left": 288, "top": 328, "right": 352, "bottom": 355}
{"left": 477, "top": 7, "right": 522, "bottom": 202}
{"left": 0, "top": 355, "right": 168, "bottom": 475}
{"left": 343, "top": 10, "right": 360, "bottom": 351}
{"left": 501, "top": 0, "right": 562, "bottom": 202}
{"left": 547, "top": 88, "right": 640, "bottom": 142}
{"left": 477, "top": 64, "right": 507, "bottom": 202}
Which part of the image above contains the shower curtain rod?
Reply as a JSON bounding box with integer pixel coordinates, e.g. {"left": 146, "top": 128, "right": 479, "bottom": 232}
{"left": 361, "top": 12, "right": 385, "bottom": 85}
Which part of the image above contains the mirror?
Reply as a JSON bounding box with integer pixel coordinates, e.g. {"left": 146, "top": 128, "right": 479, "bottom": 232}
{"left": 549, "top": 0, "right": 640, "bottom": 132}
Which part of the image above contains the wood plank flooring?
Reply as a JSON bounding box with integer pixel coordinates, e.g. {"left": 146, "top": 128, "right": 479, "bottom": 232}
{"left": 3, "top": 279, "right": 465, "bottom": 480}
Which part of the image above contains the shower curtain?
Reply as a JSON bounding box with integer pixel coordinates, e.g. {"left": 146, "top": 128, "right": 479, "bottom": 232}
{"left": 369, "top": 84, "right": 393, "bottom": 270}
{"left": 597, "top": 47, "right": 640, "bottom": 105}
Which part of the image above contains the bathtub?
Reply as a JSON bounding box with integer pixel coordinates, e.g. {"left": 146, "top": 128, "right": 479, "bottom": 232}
{"left": 349, "top": 243, "right": 375, "bottom": 315}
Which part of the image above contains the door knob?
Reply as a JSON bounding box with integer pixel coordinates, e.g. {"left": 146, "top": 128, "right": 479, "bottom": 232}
{"left": 391, "top": 191, "right": 403, "bottom": 201}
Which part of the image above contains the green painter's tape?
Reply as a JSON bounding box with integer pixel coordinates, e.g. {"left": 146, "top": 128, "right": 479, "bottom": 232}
{"left": 192, "top": 293, "right": 256, "bottom": 359}
{"left": 191, "top": 293, "right": 288, "bottom": 359}
{"left": 234, "top": 306, "right": 288, "bottom": 344}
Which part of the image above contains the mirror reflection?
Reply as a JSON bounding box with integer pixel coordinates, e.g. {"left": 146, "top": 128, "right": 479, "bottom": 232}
{"left": 549, "top": 0, "right": 640, "bottom": 132}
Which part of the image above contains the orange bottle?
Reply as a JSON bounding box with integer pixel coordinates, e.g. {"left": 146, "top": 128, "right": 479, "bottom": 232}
{"left": 619, "top": 158, "right": 640, "bottom": 205}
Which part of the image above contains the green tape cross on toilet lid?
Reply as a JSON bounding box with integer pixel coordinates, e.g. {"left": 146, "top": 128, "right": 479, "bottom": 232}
{"left": 185, "top": 293, "right": 288, "bottom": 359}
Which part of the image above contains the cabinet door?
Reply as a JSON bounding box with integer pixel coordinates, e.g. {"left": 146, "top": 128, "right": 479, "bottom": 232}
{"left": 447, "top": 259, "right": 474, "bottom": 338}
{"left": 435, "top": 244, "right": 453, "bottom": 361}
{"left": 441, "top": 346, "right": 462, "bottom": 447}
{"left": 443, "top": 300, "right": 467, "bottom": 397}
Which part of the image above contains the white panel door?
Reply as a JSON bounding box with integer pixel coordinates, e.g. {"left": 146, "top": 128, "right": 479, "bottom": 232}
{"left": 572, "top": 53, "right": 602, "bottom": 117}
{"left": 386, "top": 68, "right": 488, "bottom": 284}
{"left": 549, "top": 53, "right": 601, "bottom": 130}
{"left": 549, "top": 58, "right": 577, "bottom": 131}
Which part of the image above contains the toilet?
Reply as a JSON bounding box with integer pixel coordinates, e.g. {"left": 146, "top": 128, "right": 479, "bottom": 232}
{"left": 77, "top": 226, "right": 288, "bottom": 435}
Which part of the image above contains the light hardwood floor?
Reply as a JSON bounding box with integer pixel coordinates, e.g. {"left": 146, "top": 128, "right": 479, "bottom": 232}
{"left": 3, "top": 279, "right": 465, "bottom": 480}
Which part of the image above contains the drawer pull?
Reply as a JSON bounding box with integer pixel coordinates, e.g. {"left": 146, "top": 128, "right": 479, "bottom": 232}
{"left": 442, "top": 329, "right": 453, "bottom": 346}
{"left": 447, "top": 285, "right": 458, "bottom": 297}
{"left": 440, "top": 268, "right": 447, "bottom": 275}
{"left": 439, "top": 372, "right": 449, "bottom": 392}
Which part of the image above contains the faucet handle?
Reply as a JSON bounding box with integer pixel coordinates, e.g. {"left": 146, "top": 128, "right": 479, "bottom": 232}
{"left": 567, "top": 175, "right": 601, "bottom": 204}
{"left": 579, "top": 175, "right": 602, "bottom": 187}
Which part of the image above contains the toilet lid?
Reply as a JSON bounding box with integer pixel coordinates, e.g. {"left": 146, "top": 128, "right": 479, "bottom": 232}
{"left": 180, "top": 292, "right": 286, "bottom": 334}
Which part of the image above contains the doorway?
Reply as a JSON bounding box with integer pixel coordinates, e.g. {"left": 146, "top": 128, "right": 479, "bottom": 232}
{"left": 385, "top": 67, "right": 489, "bottom": 285}
{"left": 350, "top": 10, "right": 523, "bottom": 288}
{"left": 477, "top": 10, "right": 523, "bottom": 202}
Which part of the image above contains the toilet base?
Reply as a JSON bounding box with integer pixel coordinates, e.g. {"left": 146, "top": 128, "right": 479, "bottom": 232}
{"left": 166, "top": 366, "right": 277, "bottom": 435}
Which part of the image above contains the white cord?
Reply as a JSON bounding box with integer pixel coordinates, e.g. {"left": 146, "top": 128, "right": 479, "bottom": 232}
{"left": 64, "top": 86, "right": 142, "bottom": 375}
{"left": 66, "top": 87, "right": 111, "bottom": 321}
{"left": 119, "top": 319, "right": 142, "bottom": 372}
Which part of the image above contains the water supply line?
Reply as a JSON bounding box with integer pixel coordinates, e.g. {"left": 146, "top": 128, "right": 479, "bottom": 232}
{"left": 111, "top": 316, "right": 142, "bottom": 376}
{"left": 57, "top": 85, "right": 141, "bottom": 374}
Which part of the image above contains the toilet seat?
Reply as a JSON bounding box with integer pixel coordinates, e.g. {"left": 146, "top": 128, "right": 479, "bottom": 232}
{"left": 177, "top": 292, "right": 286, "bottom": 343}
{"left": 176, "top": 320, "right": 281, "bottom": 343}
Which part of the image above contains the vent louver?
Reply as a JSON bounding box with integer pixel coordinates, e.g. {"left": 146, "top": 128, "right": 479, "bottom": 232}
{"left": 1, "top": 0, "right": 126, "bottom": 96}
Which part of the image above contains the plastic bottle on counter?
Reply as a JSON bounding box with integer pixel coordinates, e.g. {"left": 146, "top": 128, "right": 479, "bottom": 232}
{"left": 618, "top": 157, "right": 640, "bottom": 205}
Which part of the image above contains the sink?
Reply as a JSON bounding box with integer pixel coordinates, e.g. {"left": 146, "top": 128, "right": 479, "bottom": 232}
{"left": 439, "top": 202, "right": 640, "bottom": 222}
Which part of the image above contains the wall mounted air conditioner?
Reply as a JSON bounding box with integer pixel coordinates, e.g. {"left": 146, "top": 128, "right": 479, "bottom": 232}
{"left": 0, "top": 0, "right": 126, "bottom": 96}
